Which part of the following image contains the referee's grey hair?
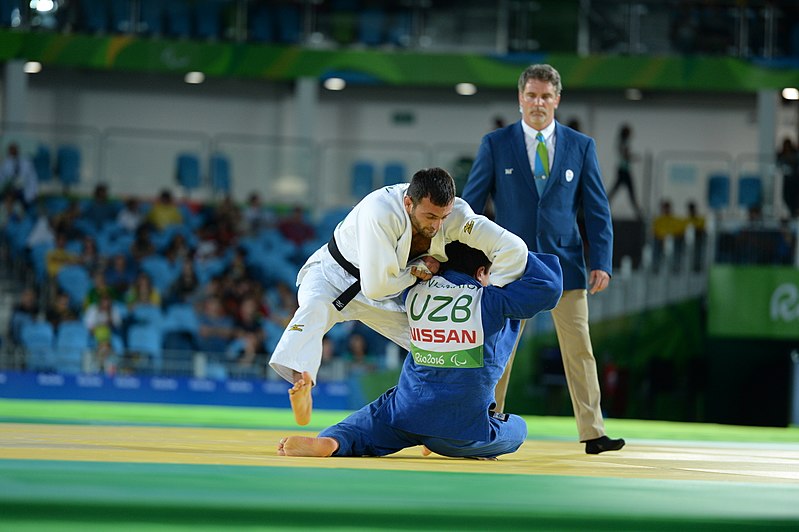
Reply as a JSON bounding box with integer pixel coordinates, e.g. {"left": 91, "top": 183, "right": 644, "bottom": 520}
{"left": 518, "top": 64, "right": 562, "bottom": 95}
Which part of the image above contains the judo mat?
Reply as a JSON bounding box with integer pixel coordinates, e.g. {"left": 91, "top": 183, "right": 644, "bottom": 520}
{"left": 1, "top": 399, "right": 798, "bottom": 530}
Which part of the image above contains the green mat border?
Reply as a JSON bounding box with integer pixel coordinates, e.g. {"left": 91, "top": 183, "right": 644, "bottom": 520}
{"left": 1, "top": 460, "right": 798, "bottom": 531}
{"left": 1, "top": 398, "right": 797, "bottom": 443}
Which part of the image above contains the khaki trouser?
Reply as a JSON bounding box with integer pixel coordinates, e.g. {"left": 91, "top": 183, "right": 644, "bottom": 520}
{"left": 494, "top": 289, "right": 605, "bottom": 442}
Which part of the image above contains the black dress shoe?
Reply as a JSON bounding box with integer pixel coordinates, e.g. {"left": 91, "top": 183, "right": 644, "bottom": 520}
{"left": 584, "top": 435, "right": 625, "bottom": 455}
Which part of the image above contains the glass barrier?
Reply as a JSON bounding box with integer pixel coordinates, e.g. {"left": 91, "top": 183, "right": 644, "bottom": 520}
{"left": 212, "top": 133, "right": 315, "bottom": 207}
{"left": 317, "top": 139, "right": 428, "bottom": 210}
{"left": 0, "top": 122, "right": 101, "bottom": 194}
{"left": 101, "top": 127, "right": 209, "bottom": 200}
{"left": 654, "top": 150, "right": 734, "bottom": 217}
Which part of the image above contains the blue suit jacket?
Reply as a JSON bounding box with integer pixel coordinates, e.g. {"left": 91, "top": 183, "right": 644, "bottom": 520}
{"left": 462, "top": 120, "right": 613, "bottom": 290}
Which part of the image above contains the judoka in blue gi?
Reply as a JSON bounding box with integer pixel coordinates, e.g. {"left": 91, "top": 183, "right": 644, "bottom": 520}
{"left": 278, "top": 241, "right": 562, "bottom": 459}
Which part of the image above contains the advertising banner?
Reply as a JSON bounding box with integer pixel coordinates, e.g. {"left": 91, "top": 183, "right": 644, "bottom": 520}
{"left": 708, "top": 265, "right": 799, "bottom": 339}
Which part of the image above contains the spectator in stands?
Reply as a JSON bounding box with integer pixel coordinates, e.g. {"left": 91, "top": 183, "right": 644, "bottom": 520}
{"left": 652, "top": 199, "right": 686, "bottom": 272}
{"left": 685, "top": 200, "right": 706, "bottom": 271}
{"left": 316, "top": 335, "right": 346, "bottom": 382}
{"left": 80, "top": 235, "right": 102, "bottom": 273}
{"left": 0, "top": 189, "right": 24, "bottom": 228}
{"left": 9, "top": 287, "right": 40, "bottom": 345}
{"left": 277, "top": 205, "right": 315, "bottom": 246}
{"left": 0, "top": 143, "right": 38, "bottom": 211}
{"left": 341, "top": 331, "right": 379, "bottom": 375}
{"left": 242, "top": 191, "right": 275, "bottom": 234}
{"left": 52, "top": 199, "right": 83, "bottom": 240}
{"left": 45, "top": 232, "right": 80, "bottom": 278}
{"left": 104, "top": 254, "right": 136, "bottom": 296}
{"left": 25, "top": 208, "right": 55, "bottom": 249}
{"left": 777, "top": 138, "right": 799, "bottom": 218}
{"left": 85, "top": 268, "right": 120, "bottom": 308}
{"left": 83, "top": 293, "right": 122, "bottom": 374}
{"left": 116, "top": 197, "right": 143, "bottom": 233}
{"left": 265, "top": 281, "right": 297, "bottom": 328}
{"left": 125, "top": 271, "right": 161, "bottom": 311}
{"left": 231, "top": 295, "right": 267, "bottom": 372}
{"left": 45, "top": 291, "right": 77, "bottom": 329}
{"left": 166, "top": 258, "right": 200, "bottom": 305}
{"left": 130, "top": 225, "right": 156, "bottom": 262}
{"left": 196, "top": 296, "right": 235, "bottom": 355}
{"left": 165, "top": 232, "right": 192, "bottom": 263}
{"left": 85, "top": 183, "right": 118, "bottom": 232}
{"left": 146, "top": 189, "right": 183, "bottom": 231}
{"left": 608, "top": 124, "right": 644, "bottom": 220}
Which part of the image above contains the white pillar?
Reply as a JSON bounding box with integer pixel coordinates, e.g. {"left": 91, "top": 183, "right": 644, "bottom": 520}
{"left": 2, "top": 59, "right": 28, "bottom": 125}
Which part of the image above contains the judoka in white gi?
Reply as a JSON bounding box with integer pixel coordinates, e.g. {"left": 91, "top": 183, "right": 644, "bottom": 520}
{"left": 268, "top": 167, "right": 529, "bottom": 425}
{"left": 277, "top": 241, "right": 562, "bottom": 458}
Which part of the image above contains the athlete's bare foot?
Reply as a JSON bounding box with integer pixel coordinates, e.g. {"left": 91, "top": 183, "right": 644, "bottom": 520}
{"left": 288, "top": 370, "right": 313, "bottom": 426}
{"left": 421, "top": 445, "right": 432, "bottom": 456}
{"left": 277, "top": 436, "right": 338, "bottom": 457}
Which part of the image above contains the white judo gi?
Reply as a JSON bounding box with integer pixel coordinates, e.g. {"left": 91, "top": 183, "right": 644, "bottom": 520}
{"left": 268, "top": 183, "right": 528, "bottom": 384}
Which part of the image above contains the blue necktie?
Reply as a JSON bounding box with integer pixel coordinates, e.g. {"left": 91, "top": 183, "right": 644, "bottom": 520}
{"left": 534, "top": 132, "right": 549, "bottom": 195}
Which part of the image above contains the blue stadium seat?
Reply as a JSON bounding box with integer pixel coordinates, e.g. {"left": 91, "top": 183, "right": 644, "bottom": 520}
{"left": 139, "top": 0, "right": 164, "bottom": 35}
{"left": 130, "top": 303, "right": 164, "bottom": 328}
{"left": 351, "top": 160, "right": 376, "bottom": 200}
{"left": 165, "top": 1, "right": 192, "bottom": 38}
{"left": 56, "top": 145, "right": 81, "bottom": 191}
{"left": 56, "top": 264, "right": 92, "bottom": 310}
{"left": 195, "top": 0, "right": 222, "bottom": 40}
{"left": 388, "top": 10, "right": 413, "bottom": 47}
{"left": 176, "top": 152, "right": 201, "bottom": 196}
{"left": 707, "top": 173, "right": 730, "bottom": 210}
{"left": 32, "top": 144, "right": 52, "bottom": 184}
{"left": 383, "top": 161, "right": 406, "bottom": 186}
{"left": 126, "top": 323, "right": 163, "bottom": 371}
{"left": 4, "top": 214, "right": 33, "bottom": 256}
{"left": 738, "top": 175, "right": 762, "bottom": 209}
{"left": 81, "top": 0, "right": 110, "bottom": 33}
{"left": 209, "top": 152, "right": 231, "bottom": 196}
{"left": 275, "top": 4, "right": 301, "bottom": 43}
{"left": 140, "top": 255, "right": 178, "bottom": 295}
{"left": 109, "top": 0, "right": 132, "bottom": 32}
{"left": 248, "top": 3, "right": 273, "bottom": 42}
{"left": 20, "top": 321, "right": 56, "bottom": 372}
{"left": 55, "top": 320, "right": 91, "bottom": 374}
{"left": 30, "top": 242, "right": 53, "bottom": 283}
{"left": 358, "top": 8, "right": 386, "bottom": 46}
{"left": 162, "top": 303, "right": 200, "bottom": 354}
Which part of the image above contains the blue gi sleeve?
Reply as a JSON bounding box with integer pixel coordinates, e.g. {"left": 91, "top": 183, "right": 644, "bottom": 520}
{"left": 483, "top": 251, "right": 563, "bottom": 320}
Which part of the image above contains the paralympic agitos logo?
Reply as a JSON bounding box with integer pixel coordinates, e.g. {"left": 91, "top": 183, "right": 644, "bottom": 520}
{"left": 770, "top": 283, "right": 799, "bottom": 322}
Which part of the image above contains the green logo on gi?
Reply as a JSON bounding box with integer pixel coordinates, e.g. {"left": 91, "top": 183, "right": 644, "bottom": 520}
{"left": 411, "top": 344, "right": 483, "bottom": 368}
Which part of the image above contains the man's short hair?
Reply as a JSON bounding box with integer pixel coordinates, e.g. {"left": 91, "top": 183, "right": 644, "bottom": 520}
{"left": 442, "top": 241, "right": 491, "bottom": 278}
{"left": 517, "top": 64, "right": 562, "bottom": 95}
{"left": 406, "top": 167, "right": 456, "bottom": 207}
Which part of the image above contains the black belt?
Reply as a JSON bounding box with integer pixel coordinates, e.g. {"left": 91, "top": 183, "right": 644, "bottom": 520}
{"left": 328, "top": 236, "right": 361, "bottom": 311}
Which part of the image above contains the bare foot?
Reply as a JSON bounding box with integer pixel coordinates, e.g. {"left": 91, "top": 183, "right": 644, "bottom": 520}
{"left": 288, "top": 370, "right": 313, "bottom": 426}
{"left": 421, "top": 445, "right": 432, "bottom": 456}
{"left": 277, "top": 436, "right": 338, "bottom": 457}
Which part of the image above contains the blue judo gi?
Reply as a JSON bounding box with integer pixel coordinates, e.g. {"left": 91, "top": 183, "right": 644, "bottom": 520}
{"left": 319, "top": 251, "right": 562, "bottom": 458}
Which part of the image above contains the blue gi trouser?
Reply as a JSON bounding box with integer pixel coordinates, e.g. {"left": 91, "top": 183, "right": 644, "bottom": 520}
{"left": 319, "top": 390, "right": 528, "bottom": 459}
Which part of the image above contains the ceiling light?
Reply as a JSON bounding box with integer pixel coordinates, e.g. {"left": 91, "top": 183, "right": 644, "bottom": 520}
{"left": 23, "top": 61, "right": 42, "bottom": 74}
{"left": 31, "top": 0, "right": 56, "bottom": 13}
{"left": 625, "top": 88, "right": 642, "bottom": 101}
{"left": 455, "top": 83, "right": 477, "bottom": 96}
{"left": 184, "top": 71, "right": 205, "bottom": 84}
{"left": 323, "top": 78, "right": 346, "bottom": 91}
{"left": 782, "top": 88, "right": 799, "bottom": 101}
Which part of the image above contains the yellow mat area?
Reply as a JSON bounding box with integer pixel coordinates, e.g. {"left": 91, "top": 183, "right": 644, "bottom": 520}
{"left": 2, "top": 422, "right": 798, "bottom": 483}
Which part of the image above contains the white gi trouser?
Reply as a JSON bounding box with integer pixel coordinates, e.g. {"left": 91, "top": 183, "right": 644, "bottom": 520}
{"left": 268, "top": 248, "right": 411, "bottom": 385}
